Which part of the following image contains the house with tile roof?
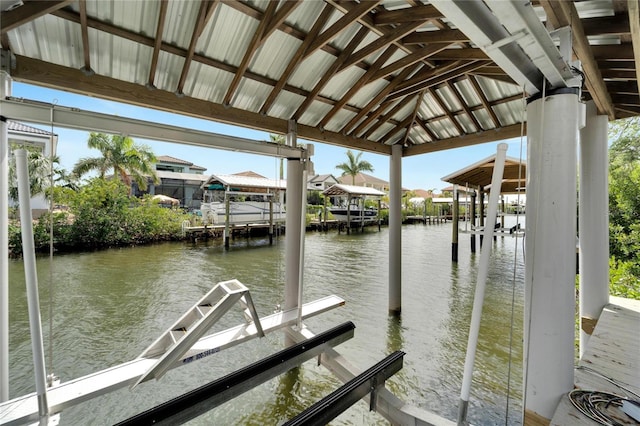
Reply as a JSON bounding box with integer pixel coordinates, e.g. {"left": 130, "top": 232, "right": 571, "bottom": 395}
{"left": 337, "top": 172, "right": 389, "bottom": 192}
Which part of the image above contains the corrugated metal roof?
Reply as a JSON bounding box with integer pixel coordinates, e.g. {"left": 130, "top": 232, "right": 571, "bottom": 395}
{"left": 322, "top": 183, "right": 386, "bottom": 197}
{"left": 3, "top": 0, "right": 635, "bottom": 155}
{"left": 203, "top": 174, "right": 286, "bottom": 190}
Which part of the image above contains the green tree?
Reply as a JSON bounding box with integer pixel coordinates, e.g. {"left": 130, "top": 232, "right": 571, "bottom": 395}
{"left": 8, "top": 143, "right": 60, "bottom": 202}
{"left": 608, "top": 116, "right": 640, "bottom": 299}
{"left": 73, "top": 132, "right": 158, "bottom": 193}
{"left": 335, "top": 150, "right": 374, "bottom": 185}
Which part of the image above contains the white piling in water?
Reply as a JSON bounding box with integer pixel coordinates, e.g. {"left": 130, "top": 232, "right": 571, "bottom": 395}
{"left": 15, "top": 149, "right": 50, "bottom": 418}
{"left": 457, "top": 143, "right": 508, "bottom": 425}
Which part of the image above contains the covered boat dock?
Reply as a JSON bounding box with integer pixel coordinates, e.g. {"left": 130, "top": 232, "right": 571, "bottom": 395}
{"left": 321, "top": 183, "right": 385, "bottom": 233}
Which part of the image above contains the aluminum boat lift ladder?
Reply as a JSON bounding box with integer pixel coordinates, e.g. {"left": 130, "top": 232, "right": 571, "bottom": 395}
{"left": 133, "top": 279, "right": 264, "bottom": 388}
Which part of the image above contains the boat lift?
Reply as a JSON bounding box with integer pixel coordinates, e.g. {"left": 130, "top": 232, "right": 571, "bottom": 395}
{"left": 0, "top": 280, "right": 346, "bottom": 425}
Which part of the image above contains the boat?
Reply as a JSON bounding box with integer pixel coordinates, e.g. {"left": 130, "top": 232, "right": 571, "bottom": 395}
{"left": 200, "top": 174, "right": 286, "bottom": 226}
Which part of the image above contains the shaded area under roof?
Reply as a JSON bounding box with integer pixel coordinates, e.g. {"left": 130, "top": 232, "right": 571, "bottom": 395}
{"left": 322, "top": 184, "right": 385, "bottom": 197}
{"left": 441, "top": 154, "right": 526, "bottom": 194}
{"left": 202, "top": 174, "right": 286, "bottom": 192}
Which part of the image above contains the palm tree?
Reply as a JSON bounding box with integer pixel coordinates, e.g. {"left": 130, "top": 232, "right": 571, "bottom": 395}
{"left": 73, "top": 133, "right": 159, "bottom": 192}
{"left": 335, "top": 150, "right": 374, "bottom": 185}
{"left": 270, "top": 133, "right": 286, "bottom": 179}
{"left": 8, "top": 144, "right": 60, "bottom": 202}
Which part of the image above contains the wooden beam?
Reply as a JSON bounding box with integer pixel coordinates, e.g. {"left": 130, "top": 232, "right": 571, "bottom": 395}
{"left": 351, "top": 97, "right": 403, "bottom": 139}
{"left": 318, "top": 45, "right": 398, "bottom": 129}
{"left": 388, "top": 61, "right": 490, "bottom": 101}
{"left": 260, "top": 3, "right": 334, "bottom": 115}
{"left": 591, "top": 44, "right": 634, "bottom": 60}
{"left": 342, "top": 63, "right": 422, "bottom": 135}
{"left": 403, "top": 123, "right": 525, "bottom": 156}
{"left": 401, "top": 91, "right": 425, "bottom": 146}
{"left": 223, "top": 1, "right": 279, "bottom": 106}
{"left": 582, "top": 13, "right": 630, "bottom": 36}
{"left": 177, "top": 1, "right": 219, "bottom": 95}
{"left": 370, "top": 43, "right": 451, "bottom": 82}
{"left": 373, "top": 4, "right": 441, "bottom": 25}
{"left": 292, "top": 27, "right": 369, "bottom": 121}
{"left": 78, "top": 0, "right": 91, "bottom": 73}
{"left": 147, "top": 0, "right": 168, "bottom": 88}
{"left": 629, "top": 0, "right": 640, "bottom": 104}
{"left": 361, "top": 96, "right": 415, "bottom": 139}
{"left": 445, "top": 80, "right": 482, "bottom": 131}
{"left": 305, "top": 1, "right": 380, "bottom": 56}
{"left": 338, "top": 21, "right": 425, "bottom": 72}
{"left": 402, "top": 29, "right": 468, "bottom": 45}
{"left": 466, "top": 74, "right": 501, "bottom": 128}
{"left": 415, "top": 117, "right": 438, "bottom": 142}
{"left": 0, "top": 0, "right": 74, "bottom": 34}
{"left": 541, "top": 0, "right": 616, "bottom": 119}
{"left": 428, "top": 49, "right": 490, "bottom": 61}
{"left": 427, "top": 88, "right": 465, "bottom": 135}
{"left": 10, "top": 55, "right": 390, "bottom": 156}
{"left": 380, "top": 114, "right": 414, "bottom": 145}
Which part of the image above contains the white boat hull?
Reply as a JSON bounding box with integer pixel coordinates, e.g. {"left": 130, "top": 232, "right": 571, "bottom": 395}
{"left": 201, "top": 201, "right": 285, "bottom": 225}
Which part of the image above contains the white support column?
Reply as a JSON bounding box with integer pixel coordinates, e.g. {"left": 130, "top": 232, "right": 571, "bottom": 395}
{"left": 0, "top": 70, "right": 11, "bottom": 402}
{"left": 578, "top": 100, "right": 609, "bottom": 356}
{"left": 284, "top": 123, "right": 303, "bottom": 335}
{"left": 524, "top": 89, "right": 580, "bottom": 421}
{"left": 388, "top": 143, "right": 402, "bottom": 314}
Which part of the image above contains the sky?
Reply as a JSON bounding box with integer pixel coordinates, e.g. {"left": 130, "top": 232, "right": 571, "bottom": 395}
{"left": 10, "top": 82, "right": 527, "bottom": 193}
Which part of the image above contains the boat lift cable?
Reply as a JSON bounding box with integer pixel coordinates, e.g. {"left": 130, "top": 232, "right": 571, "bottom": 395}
{"left": 47, "top": 100, "right": 56, "bottom": 384}
{"left": 504, "top": 88, "right": 528, "bottom": 425}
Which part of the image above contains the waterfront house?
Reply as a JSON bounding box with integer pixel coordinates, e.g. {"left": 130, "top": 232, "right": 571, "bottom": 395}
{"left": 132, "top": 155, "right": 208, "bottom": 210}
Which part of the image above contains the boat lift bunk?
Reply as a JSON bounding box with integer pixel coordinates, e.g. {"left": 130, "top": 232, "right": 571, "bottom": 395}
{"left": 0, "top": 280, "right": 346, "bottom": 425}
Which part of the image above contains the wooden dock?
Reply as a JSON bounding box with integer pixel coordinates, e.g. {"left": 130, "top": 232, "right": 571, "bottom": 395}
{"left": 550, "top": 296, "right": 640, "bottom": 425}
{"left": 182, "top": 222, "right": 282, "bottom": 241}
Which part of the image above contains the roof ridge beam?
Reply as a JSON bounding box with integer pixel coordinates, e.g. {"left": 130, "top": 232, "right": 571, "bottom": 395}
{"left": 373, "top": 4, "right": 442, "bottom": 25}
{"left": 147, "top": 0, "right": 169, "bottom": 88}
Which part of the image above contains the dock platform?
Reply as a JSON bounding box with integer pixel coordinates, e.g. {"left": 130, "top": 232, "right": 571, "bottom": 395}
{"left": 551, "top": 296, "right": 640, "bottom": 425}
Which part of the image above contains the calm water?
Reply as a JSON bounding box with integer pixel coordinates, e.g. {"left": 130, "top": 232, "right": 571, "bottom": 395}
{"left": 8, "top": 219, "right": 525, "bottom": 425}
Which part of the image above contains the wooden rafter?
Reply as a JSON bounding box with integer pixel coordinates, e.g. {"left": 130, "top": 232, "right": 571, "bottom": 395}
{"left": 318, "top": 45, "right": 398, "bottom": 129}
{"left": 380, "top": 114, "right": 414, "bottom": 145}
{"left": 582, "top": 13, "right": 630, "bottom": 36}
{"left": 466, "top": 74, "right": 501, "bottom": 128}
{"left": 292, "top": 26, "right": 369, "bottom": 121}
{"left": 541, "top": 0, "right": 616, "bottom": 119}
{"left": 444, "top": 80, "right": 482, "bottom": 131}
{"left": 405, "top": 123, "right": 524, "bottom": 156}
{"left": 388, "top": 61, "right": 490, "bottom": 101}
{"left": 338, "top": 21, "right": 426, "bottom": 72}
{"left": 260, "top": 3, "right": 334, "bottom": 115}
{"left": 362, "top": 96, "right": 416, "bottom": 139}
{"left": 328, "top": 0, "right": 438, "bottom": 70}
{"left": 305, "top": 1, "right": 380, "bottom": 57}
{"left": 415, "top": 116, "right": 438, "bottom": 142}
{"left": 176, "top": 0, "right": 218, "bottom": 94}
{"left": 371, "top": 43, "right": 451, "bottom": 82}
{"left": 427, "top": 88, "right": 465, "bottom": 136}
{"left": 373, "top": 4, "right": 441, "bottom": 25}
{"left": 78, "top": 0, "right": 91, "bottom": 73}
{"left": 428, "top": 49, "right": 490, "bottom": 61}
{"left": 402, "top": 29, "right": 468, "bottom": 45}
{"left": 629, "top": 0, "right": 640, "bottom": 102}
{"left": 223, "top": 1, "right": 300, "bottom": 106}
{"left": 0, "top": 0, "right": 74, "bottom": 34}
{"left": 342, "top": 63, "right": 422, "bottom": 135}
{"left": 49, "top": 7, "right": 350, "bottom": 110}
{"left": 401, "top": 91, "right": 426, "bottom": 146}
{"left": 11, "top": 54, "right": 391, "bottom": 155}
{"left": 352, "top": 99, "right": 398, "bottom": 138}
{"left": 148, "top": 0, "right": 169, "bottom": 88}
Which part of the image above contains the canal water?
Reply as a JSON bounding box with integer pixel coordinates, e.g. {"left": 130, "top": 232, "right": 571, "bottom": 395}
{"left": 8, "top": 218, "right": 525, "bottom": 425}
